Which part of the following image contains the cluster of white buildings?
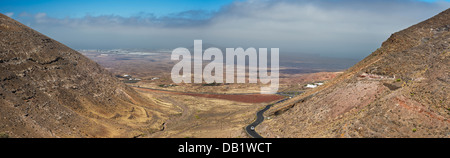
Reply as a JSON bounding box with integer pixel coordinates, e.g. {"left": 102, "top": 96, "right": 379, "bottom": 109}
{"left": 123, "top": 74, "right": 141, "bottom": 81}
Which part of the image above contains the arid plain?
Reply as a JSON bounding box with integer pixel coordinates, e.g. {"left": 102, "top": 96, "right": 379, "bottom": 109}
{"left": 79, "top": 49, "right": 346, "bottom": 137}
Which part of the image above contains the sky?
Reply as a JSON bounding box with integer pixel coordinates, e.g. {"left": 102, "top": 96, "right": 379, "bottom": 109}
{"left": 1, "top": 0, "right": 450, "bottom": 59}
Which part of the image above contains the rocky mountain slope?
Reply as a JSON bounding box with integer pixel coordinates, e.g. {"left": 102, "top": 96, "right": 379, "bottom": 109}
{"left": 0, "top": 14, "right": 165, "bottom": 138}
{"left": 260, "top": 9, "right": 449, "bottom": 138}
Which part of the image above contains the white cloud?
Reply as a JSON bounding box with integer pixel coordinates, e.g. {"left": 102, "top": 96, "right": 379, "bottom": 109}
{"left": 11, "top": 0, "right": 450, "bottom": 59}
{"left": 35, "top": 13, "right": 47, "bottom": 18}
{"left": 4, "top": 12, "right": 14, "bottom": 17}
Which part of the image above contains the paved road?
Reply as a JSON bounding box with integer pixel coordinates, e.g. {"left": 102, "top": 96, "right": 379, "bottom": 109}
{"left": 245, "top": 104, "right": 274, "bottom": 138}
{"left": 245, "top": 92, "right": 303, "bottom": 138}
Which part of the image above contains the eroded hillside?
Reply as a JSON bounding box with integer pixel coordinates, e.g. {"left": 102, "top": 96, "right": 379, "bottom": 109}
{"left": 260, "top": 9, "right": 450, "bottom": 138}
{"left": 0, "top": 14, "right": 167, "bottom": 138}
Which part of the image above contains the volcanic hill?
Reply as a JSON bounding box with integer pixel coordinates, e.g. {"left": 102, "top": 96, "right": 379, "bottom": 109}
{"left": 260, "top": 9, "right": 450, "bottom": 138}
{"left": 0, "top": 14, "right": 165, "bottom": 138}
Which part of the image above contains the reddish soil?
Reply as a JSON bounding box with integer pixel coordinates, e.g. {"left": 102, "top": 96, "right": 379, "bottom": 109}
{"left": 395, "top": 96, "right": 450, "bottom": 123}
{"left": 135, "top": 87, "right": 285, "bottom": 103}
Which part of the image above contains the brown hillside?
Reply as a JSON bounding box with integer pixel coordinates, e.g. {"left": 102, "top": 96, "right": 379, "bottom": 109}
{"left": 0, "top": 14, "right": 165, "bottom": 138}
{"left": 260, "top": 9, "right": 450, "bottom": 138}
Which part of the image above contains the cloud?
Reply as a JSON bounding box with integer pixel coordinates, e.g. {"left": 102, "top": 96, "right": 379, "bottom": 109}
{"left": 4, "top": 12, "right": 14, "bottom": 17}
{"left": 10, "top": 0, "right": 450, "bottom": 59}
{"left": 15, "top": 10, "right": 212, "bottom": 28}
{"left": 204, "top": 0, "right": 450, "bottom": 57}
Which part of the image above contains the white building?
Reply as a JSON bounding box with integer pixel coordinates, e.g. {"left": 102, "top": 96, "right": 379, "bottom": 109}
{"left": 306, "top": 84, "right": 318, "bottom": 88}
{"left": 305, "top": 82, "right": 324, "bottom": 88}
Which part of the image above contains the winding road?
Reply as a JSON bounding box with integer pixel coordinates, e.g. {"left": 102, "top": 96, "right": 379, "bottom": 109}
{"left": 129, "top": 85, "right": 302, "bottom": 138}
{"left": 245, "top": 104, "right": 274, "bottom": 138}
{"left": 245, "top": 92, "right": 302, "bottom": 138}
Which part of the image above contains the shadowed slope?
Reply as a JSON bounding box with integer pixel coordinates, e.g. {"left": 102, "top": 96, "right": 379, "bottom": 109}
{"left": 0, "top": 14, "right": 165, "bottom": 138}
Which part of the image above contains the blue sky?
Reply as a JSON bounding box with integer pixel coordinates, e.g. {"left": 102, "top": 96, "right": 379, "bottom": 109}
{"left": 1, "top": 0, "right": 449, "bottom": 59}
{"left": 0, "top": 0, "right": 235, "bottom": 18}
{"left": 1, "top": 0, "right": 444, "bottom": 17}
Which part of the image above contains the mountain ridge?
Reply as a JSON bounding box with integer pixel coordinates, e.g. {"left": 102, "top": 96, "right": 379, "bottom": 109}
{"left": 0, "top": 13, "right": 165, "bottom": 138}
{"left": 261, "top": 8, "right": 450, "bottom": 138}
